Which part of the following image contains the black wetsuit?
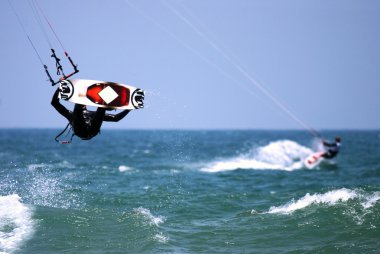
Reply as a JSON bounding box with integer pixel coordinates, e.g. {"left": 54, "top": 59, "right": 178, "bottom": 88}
{"left": 51, "top": 89, "right": 130, "bottom": 140}
{"left": 322, "top": 141, "right": 341, "bottom": 159}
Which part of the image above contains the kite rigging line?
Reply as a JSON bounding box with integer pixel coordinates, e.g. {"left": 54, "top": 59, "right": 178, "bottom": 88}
{"left": 153, "top": 0, "right": 321, "bottom": 138}
{"left": 28, "top": 0, "right": 53, "bottom": 49}
{"left": 124, "top": 0, "right": 320, "bottom": 138}
{"left": 8, "top": 0, "right": 79, "bottom": 86}
{"left": 124, "top": 0, "right": 268, "bottom": 107}
{"left": 31, "top": 0, "right": 79, "bottom": 82}
{"left": 7, "top": 0, "right": 45, "bottom": 67}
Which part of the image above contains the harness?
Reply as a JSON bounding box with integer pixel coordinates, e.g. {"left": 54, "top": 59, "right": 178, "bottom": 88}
{"left": 55, "top": 121, "right": 100, "bottom": 144}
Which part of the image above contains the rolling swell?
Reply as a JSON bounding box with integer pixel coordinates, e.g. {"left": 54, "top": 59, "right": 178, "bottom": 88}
{"left": 0, "top": 130, "right": 379, "bottom": 253}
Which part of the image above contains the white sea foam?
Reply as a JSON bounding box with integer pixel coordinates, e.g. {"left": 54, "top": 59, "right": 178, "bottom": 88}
{"left": 118, "top": 165, "right": 133, "bottom": 172}
{"left": 55, "top": 160, "right": 75, "bottom": 169}
{"left": 0, "top": 195, "right": 35, "bottom": 254}
{"left": 154, "top": 232, "right": 169, "bottom": 243}
{"left": 133, "top": 207, "right": 164, "bottom": 227}
{"left": 201, "top": 140, "right": 313, "bottom": 172}
{"left": 27, "top": 163, "right": 47, "bottom": 171}
{"left": 361, "top": 192, "right": 380, "bottom": 209}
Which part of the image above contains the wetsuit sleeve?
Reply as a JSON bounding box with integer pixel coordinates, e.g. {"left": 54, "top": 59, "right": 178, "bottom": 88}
{"left": 322, "top": 140, "right": 328, "bottom": 146}
{"left": 103, "top": 110, "right": 131, "bottom": 122}
{"left": 323, "top": 141, "right": 336, "bottom": 147}
{"left": 51, "top": 88, "right": 72, "bottom": 122}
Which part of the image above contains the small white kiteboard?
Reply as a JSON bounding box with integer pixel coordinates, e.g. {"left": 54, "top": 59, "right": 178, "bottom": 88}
{"left": 58, "top": 79, "right": 144, "bottom": 110}
{"left": 304, "top": 152, "right": 324, "bottom": 169}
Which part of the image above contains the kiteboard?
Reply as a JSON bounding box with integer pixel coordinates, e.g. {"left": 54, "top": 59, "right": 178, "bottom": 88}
{"left": 304, "top": 152, "right": 324, "bottom": 169}
{"left": 58, "top": 79, "right": 144, "bottom": 110}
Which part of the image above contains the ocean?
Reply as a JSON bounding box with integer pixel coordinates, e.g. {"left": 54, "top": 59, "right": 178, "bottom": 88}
{"left": 0, "top": 129, "right": 379, "bottom": 253}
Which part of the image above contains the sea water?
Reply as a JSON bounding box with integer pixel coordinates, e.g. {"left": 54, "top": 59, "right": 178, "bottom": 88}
{"left": 0, "top": 129, "right": 379, "bottom": 253}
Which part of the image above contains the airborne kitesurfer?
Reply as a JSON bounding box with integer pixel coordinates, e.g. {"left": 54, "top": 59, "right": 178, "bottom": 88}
{"left": 321, "top": 136, "right": 341, "bottom": 159}
{"left": 51, "top": 87, "right": 130, "bottom": 142}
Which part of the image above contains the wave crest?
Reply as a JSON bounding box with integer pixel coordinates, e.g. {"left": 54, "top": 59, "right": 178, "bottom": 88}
{"left": 266, "top": 188, "right": 380, "bottom": 215}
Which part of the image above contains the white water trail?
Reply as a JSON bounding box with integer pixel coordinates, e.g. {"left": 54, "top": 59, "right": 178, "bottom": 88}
{"left": 201, "top": 140, "right": 313, "bottom": 172}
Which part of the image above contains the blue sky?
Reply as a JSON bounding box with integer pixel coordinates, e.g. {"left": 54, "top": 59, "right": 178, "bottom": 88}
{"left": 1, "top": 0, "right": 379, "bottom": 130}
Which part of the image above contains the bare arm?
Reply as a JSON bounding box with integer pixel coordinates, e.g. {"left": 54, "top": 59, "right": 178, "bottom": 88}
{"left": 51, "top": 89, "right": 72, "bottom": 122}
{"left": 103, "top": 109, "right": 131, "bottom": 122}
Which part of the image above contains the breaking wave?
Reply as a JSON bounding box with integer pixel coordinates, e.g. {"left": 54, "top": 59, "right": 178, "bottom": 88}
{"left": 265, "top": 188, "right": 380, "bottom": 215}
{"left": 201, "top": 140, "right": 313, "bottom": 172}
{"left": 0, "top": 194, "right": 35, "bottom": 254}
{"left": 133, "top": 207, "right": 165, "bottom": 227}
{"left": 132, "top": 207, "right": 169, "bottom": 243}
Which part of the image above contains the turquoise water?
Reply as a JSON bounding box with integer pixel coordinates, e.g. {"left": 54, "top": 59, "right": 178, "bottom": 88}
{"left": 0, "top": 129, "right": 379, "bottom": 253}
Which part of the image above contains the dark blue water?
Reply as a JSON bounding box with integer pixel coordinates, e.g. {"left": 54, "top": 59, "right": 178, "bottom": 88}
{"left": 0, "top": 129, "right": 379, "bottom": 253}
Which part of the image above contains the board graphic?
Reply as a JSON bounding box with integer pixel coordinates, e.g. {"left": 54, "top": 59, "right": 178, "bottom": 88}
{"left": 58, "top": 79, "right": 144, "bottom": 110}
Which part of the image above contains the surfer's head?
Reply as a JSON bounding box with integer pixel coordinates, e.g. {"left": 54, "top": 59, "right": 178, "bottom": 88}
{"left": 335, "top": 136, "right": 341, "bottom": 142}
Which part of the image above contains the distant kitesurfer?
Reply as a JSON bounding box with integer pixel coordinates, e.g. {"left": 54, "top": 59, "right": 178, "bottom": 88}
{"left": 321, "top": 136, "right": 341, "bottom": 159}
{"left": 51, "top": 88, "right": 131, "bottom": 142}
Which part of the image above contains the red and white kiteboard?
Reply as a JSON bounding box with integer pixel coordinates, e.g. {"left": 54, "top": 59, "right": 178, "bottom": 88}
{"left": 304, "top": 151, "right": 324, "bottom": 169}
{"left": 58, "top": 79, "right": 144, "bottom": 110}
